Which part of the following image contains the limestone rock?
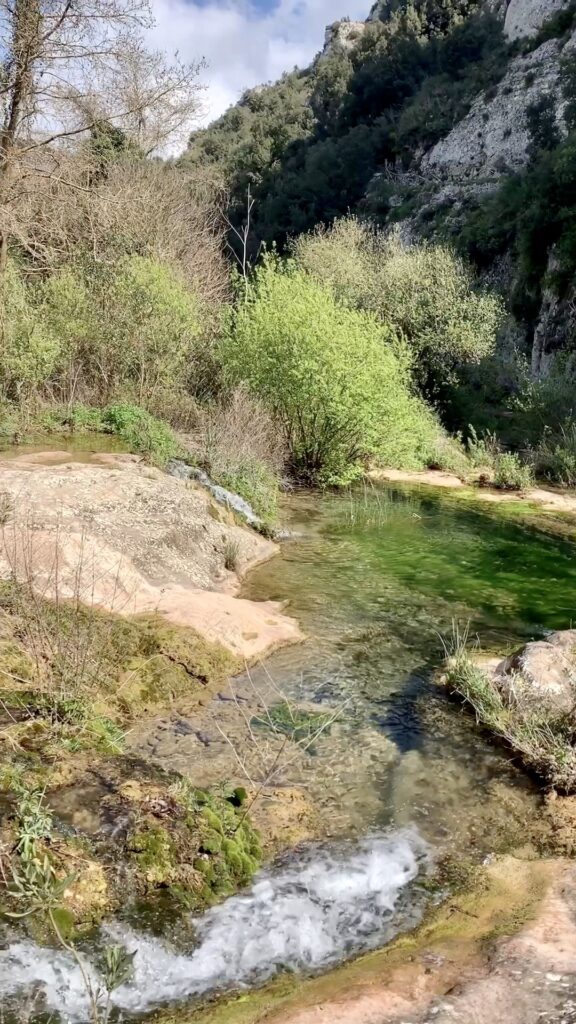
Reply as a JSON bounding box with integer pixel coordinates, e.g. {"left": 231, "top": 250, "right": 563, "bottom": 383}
{"left": 494, "top": 629, "right": 576, "bottom": 713}
{"left": 422, "top": 38, "right": 567, "bottom": 179}
{"left": 322, "top": 20, "right": 367, "bottom": 57}
{"left": 504, "top": 0, "right": 571, "bottom": 40}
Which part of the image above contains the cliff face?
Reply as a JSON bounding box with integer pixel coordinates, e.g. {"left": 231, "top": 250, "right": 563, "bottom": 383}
{"left": 421, "top": 37, "right": 570, "bottom": 178}
{"left": 400, "top": 0, "right": 576, "bottom": 374}
{"left": 504, "top": 0, "right": 571, "bottom": 39}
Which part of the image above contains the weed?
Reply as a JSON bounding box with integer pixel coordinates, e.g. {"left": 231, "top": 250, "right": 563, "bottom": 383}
{"left": 223, "top": 538, "right": 241, "bottom": 572}
{"left": 443, "top": 623, "right": 576, "bottom": 791}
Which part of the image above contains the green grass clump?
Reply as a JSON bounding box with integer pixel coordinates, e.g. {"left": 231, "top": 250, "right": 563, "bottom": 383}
{"left": 533, "top": 421, "right": 576, "bottom": 487}
{"left": 218, "top": 460, "right": 279, "bottom": 524}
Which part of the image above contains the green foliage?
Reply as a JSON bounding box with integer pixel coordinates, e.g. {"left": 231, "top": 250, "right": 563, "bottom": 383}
{"left": 181, "top": 5, "right": 508, "bottom": 248}
{"left": 492, "top": 451, "right": 534, "bottom": 491}
{"left": 533, "top": 420, "right": 576, "bottom": 486}
{"left": 459, "top": 127, "right": 576, "bottom": 319}
{"left": 101, "top": 404, "right": 180, "bottom": 465}
{"left": 526, "top": 92, "right": 561, "bottom": 158}
{"left": 40, "top": 256, "right": 204, "bottom": 405}
{"left": 293, "top": 218, "right": 503, "bottom": 398}
{"left": 218, "top": 461, "right": 279, "bottom": 524}
{"left": 0, "top": 262, "right": 61, "bottom": 400}
{"left": 220, "top": 257, "right": 442, "bottom": 484}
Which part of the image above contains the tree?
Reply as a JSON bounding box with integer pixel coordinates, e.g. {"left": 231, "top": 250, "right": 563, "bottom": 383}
{"left": 0, "top": 0, "right": 204, "bottom": 273}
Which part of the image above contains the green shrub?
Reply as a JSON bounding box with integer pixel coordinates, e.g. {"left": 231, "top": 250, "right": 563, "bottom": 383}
{"left": 493, "top": 451, "right": 533, "bottom": 491}
{"left": 102, "top": 404, "right": 180, "bottom": 466}
{"left": 293, "top": 219, "right": 504, "bottom": 397}
{"left": 533, "top": 421, "right": 576, "bottom": 486}
{"left": 40, "top": 256, "right": 204, "bottom": 404}
{"left": 0, "top": 262, "right": 61, "bottom": 400}
{"left": 220, "top": 256, "right": 443, "bottom": 485}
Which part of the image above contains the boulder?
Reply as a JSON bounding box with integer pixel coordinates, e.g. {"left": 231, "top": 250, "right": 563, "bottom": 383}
{"left": 494, "top": 629, "right": 576, "bottom": 714}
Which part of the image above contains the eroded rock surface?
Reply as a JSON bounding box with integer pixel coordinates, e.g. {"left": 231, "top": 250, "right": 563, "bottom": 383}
{"left": 0, "top": 452, "right": 302, "bottom": 659}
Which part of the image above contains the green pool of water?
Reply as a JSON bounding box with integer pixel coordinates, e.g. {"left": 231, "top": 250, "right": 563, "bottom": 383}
{"left": 239, "top": 482, "right": 576, "bottom": 851}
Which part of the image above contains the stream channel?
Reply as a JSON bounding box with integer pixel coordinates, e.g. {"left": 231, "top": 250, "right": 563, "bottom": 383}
{"left": 2, "top": 480, "right": 576, "bottom": 1020}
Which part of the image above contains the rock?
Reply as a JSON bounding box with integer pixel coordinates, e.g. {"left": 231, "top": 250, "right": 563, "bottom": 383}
{"left": 504, "top": 0, "right": 571, "bottom": 40}
{"left": 0, "top": 453, "right": 303, "bottom": 661}
{"left": 321, "top": 19, "right": 367, "bottom": 57}
{"left": 422, "top": 37, "right": 568, "bottom": 180}
{"left": 494, "top": 630, "right": 576, "bottom": 713}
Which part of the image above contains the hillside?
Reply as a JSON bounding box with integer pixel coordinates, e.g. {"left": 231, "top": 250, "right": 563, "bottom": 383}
{"left": 183, "top": 0, "right": 576, "bottom": 405}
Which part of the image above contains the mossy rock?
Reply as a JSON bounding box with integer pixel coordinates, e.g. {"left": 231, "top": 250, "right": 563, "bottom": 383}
{"left": 123, "top": 780, "right": 262, "bottom": 914}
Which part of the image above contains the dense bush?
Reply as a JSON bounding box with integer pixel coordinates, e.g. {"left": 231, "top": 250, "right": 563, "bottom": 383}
{"left": 101, "top": 404, "right": 180, "bottom": 466}
{"left": 293, "top": 218, "right": 503, "bottom": 397}
{"left": 493, "top": 451, "right": 533, "bottom": 491}
{"left": 220, "top": 257, "right": 443, "bottom": 485}
{"left": 1, "top": 257, "right": 207, "bottom": 410}
{"left": 41, "top": 256, "right": 204, "bottom": 404}
{"left": 0, "top": 263, "right": 61, "bottom": 400}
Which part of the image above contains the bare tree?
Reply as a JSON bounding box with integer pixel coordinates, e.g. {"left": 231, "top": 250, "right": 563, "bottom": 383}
{"left": 0, "top": 0, "right": 205, "bottom": 273}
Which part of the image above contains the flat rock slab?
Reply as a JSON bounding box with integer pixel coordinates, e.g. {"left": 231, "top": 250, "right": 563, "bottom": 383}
{"left": 0, "top": 453, "right": 302, "bottom": 660}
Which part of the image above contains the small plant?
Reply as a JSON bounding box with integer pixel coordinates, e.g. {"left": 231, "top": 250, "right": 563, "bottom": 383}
{"left": 533, "top": 421, "right": 576, "bottom": 486}
{"left": 467, "top": 426, "right": 501, "bottom": 469}
{"left": 0, "top": 490, "right": 14, "bottom": 526}
{"left": 223, "top": 538, "right": 241, "bottom": 572}
{"left": 442, "top": 623, "right": 576, "bottom": 791}
{"left": 493, "top": 451, "right": 533, "bottom": 491}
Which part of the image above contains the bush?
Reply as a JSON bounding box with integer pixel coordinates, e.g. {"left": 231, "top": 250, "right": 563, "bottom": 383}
{"left": 533, "top": 421, "right": 576, "bottom": 486}
{"left": 0, "top": 262, "right": 61, "bottom": 400}
{"left": 493, "top": 451, "right": 533, "bottom": 491}
{"left": 220, "top": 257, "right": 443, "bottom": 485}
{"left": 39, "top": 255, "right": 205, "bottom": 404}
{"left": 192, "top": 387, "right": 285, "bottom": 523}
{"left": 293, "top": 219, "right": 504, "bottom": 397}
{"left": 102, "top": 404, "right": 180, "bottom": 466}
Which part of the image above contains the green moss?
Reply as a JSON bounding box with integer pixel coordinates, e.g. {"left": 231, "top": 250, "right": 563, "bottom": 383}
{"left": 128, "top": 825, "right": 178, "bottom": 886}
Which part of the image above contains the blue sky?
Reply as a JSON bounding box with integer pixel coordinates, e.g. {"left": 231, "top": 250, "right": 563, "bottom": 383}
{"left": 149, "top": 0, "right": 369, "bottom": 129}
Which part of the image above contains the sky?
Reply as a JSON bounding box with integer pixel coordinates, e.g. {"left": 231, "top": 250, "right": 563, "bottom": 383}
{"left": 149, "top": 0, "right": 370, "bottom": 127}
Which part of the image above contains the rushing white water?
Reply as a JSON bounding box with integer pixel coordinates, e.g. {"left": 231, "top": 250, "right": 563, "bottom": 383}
{"left": 0, "top": 830, "right": 428, "bottom": 1021}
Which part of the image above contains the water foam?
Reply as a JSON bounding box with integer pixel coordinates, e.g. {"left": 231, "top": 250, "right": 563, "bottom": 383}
{"left": 0, "top": 830, "right": 428, "bottom": 1021}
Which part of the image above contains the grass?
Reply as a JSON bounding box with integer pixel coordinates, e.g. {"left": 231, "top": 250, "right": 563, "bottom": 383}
{"left": 0, "top": 577, "right": 239, "bottom": 764}
{"left": 443, "top": 625, "right": 576, "bottom": 791}
{"left": 223, "top": 538, "right": 241, "bottom": 572}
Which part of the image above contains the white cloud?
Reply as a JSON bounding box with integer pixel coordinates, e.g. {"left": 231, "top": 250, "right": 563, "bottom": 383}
{"left": 148, "top": 0, "right": 369, "bottom": 129}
